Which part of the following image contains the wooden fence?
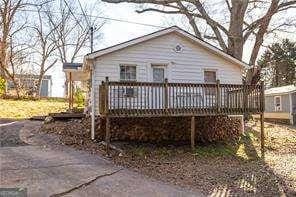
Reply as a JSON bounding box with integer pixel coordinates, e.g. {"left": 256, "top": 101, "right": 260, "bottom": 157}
{"left": 99, "top": 78, "right": 264, "bottom": 117}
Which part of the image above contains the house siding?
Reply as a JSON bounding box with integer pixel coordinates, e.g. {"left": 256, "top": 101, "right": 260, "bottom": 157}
{"left": 262, "top": 94, "right": 292, "bottom": 124}
{"left": 265, "top": 94, "right": 290, "bottom": 113}
{"left": 93, "top": 33, "right": 243, "bottom": 114}
{"left": 291, "top": 93, "right": 296, "bottom": 114}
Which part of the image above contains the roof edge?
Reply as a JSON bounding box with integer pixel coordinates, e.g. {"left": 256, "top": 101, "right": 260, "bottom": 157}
{"left": 85, "top": 26, "right": 249, "bottom": 69}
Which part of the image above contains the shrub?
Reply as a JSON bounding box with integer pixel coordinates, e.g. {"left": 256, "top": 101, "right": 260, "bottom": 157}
{"left": 0, "top": 77, "right": 6, "bottom": 96}
{"left": 74, "top": 87, "right": 85, "bottom": 107}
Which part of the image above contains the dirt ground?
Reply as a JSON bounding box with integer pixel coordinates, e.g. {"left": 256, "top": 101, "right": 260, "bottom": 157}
{"left": 41, "top": 120, "right": 296, "bottom": 196}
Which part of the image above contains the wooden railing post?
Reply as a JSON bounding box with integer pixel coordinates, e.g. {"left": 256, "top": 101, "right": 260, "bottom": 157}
{"left": 242, "top": 80, "right": 247, "bottom": 114}
{"left": 105, "top": 77, "right": 109, "bottom": 115}
{"left": 99, "top": 81, "right": 105, "bottom": 115}
{"left": 216, "top": 80, "right": 221, "bottom": 113}
{"left": 164, "top": 78, "right": 168, "bottom": 112}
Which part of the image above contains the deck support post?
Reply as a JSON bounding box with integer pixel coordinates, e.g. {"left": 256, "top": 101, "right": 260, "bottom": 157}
{"left": 260, "top": 80, "right": 265, "bottom": 159}
{"left": 260, "top": 113, "right": 265, "bottom": 158}
{"left": 105, "top": 116, "right": 110, "bottom": 154}
{"left": 191, "top": 116, "right": 195, "bottom": 150}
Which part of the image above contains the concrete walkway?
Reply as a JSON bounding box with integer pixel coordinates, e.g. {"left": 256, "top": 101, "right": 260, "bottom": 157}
{"left": 0, "top": 120, "right": 203, "bottom": 197}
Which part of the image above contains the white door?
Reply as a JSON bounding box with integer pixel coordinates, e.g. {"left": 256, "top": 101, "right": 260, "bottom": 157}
{"left": 150, "top": 65, "right": 166, "bottom": 109}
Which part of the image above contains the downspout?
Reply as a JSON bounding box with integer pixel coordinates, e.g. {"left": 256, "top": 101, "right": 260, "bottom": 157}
{"left": 91, "top": 60, "right": 95, "bottom": 140}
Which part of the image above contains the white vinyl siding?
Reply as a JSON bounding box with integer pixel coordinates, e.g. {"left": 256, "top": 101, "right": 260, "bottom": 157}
{"left": 93, "top": 33, "right": 243, "bottom": 114}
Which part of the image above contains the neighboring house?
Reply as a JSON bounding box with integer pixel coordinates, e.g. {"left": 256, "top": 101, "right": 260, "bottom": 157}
{"left": 7, "top": 74, "right": 52, "bottom": 97}
{"left": 83, "top": 26, "right": 248, "bottom": 114}
{"left": 264, "top": 85, "right": 296, "bottom": 125}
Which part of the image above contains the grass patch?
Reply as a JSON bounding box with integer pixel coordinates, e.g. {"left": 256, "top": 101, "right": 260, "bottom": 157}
{"left": 127, "top": 131, "right": 261, "bottom": 160}
{"left": 193, "top": 131, "right": 260, "bottom": 160}
{"left": 0, "top": 98, "right": 68, "bottom": 119}
{"left": 194, "top": 144, "right": 235, "bottom": 157}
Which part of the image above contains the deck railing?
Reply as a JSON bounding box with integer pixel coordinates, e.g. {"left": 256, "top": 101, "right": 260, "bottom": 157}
{"left": 99, "top": 78, "right": 264, "bottom": 117}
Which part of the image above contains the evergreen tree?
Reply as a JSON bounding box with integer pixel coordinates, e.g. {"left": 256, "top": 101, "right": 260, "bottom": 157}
{"left": 258, "top": 39, "right": 296, "bottom": 87}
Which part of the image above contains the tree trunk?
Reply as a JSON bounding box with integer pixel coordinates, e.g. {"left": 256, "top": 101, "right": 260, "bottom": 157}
{"left": 11, "top": 79, "right": 20, "bottom": 98}
{"left": 227, "top": 0, "right": 248, "bottom": 60}
{"left": 36, "top": 74, "right": 44, "bottom": 98}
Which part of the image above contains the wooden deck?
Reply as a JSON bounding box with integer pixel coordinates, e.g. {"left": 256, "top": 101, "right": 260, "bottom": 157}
{"left": 98, "top": 77, "right": 265, "bottom": 155}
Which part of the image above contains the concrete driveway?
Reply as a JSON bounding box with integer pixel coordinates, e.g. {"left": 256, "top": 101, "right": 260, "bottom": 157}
{"left": 0, "top": 120, "right": 202, "bottom": 197}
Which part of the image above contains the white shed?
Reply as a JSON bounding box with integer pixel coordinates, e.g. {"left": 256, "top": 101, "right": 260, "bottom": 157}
{"left": 264, "top": 85, "right": 296, "bottom": 124}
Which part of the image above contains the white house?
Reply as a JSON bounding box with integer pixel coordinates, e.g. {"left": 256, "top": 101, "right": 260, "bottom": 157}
{"left": 84, "top": 26, "right": 248, "bottom": 113}
{"left": 82, "top": 26, "right": 256, "bottom": 139}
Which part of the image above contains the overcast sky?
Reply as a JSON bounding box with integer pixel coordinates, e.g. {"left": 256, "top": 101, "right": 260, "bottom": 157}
{"left": 49, "top": 0, "right": 296, "bottom": 97}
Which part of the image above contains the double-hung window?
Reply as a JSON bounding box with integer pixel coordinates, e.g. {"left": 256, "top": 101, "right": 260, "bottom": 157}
{"left": 119, "top": 65, "right": 137, "bottom": 97}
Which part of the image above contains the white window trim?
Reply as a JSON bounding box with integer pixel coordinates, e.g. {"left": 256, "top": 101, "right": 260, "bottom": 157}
{"left": 203, "top": 68, "right": 218, "bottom": 84}
{"left": 274, "top": 96, "right": 282, "bottom": 111}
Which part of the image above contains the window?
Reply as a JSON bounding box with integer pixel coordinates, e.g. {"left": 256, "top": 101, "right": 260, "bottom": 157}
{"left": 204, "top": 70, "right": 217, "bottom": 95}
{"left": 204, "top": 70, "right": 216, "bottom": 83}
{"left": 120, "top": 65, "right": 136, "bottom": 81}
{"left": 119, "top": 65, "right": 137, "bottom": 97}
{"left": 274, "top": 96, "right": 282, "bottom": 111}
{"left": 153, "top": 67, "right": 165, "bottom": 82}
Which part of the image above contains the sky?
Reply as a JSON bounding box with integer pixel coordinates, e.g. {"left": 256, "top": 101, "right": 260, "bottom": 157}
{"left": 48, "top": 0, "right": 296, "bottom": 97}
{"left": 48, "top": 1, "right": 169, "bottom": 97}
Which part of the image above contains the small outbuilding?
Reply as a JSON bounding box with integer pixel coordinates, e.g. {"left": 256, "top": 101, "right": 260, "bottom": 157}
{"left": 264, "top": 85, "right": 296, "bottom": 125}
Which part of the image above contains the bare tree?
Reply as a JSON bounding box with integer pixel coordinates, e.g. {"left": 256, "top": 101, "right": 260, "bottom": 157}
{"left": 44, "top": 0, "right": 104, "bottom": 63}
{"left": 6, "top": 38, "right": 29, "bottom": 97}
{"left": 43, "top": 0, "right": 104, "bottom": 96}
{"left": 29, "top": 7, "right": 58, "bottom": 97}
{"left": 0, "top": 0, "right": 25, "bottom": 78}
{"left": 102, "top": 0, "right": 296, "bottom": 84}
{"left": 0, "top": 0, "right": 28, "bottom": 96}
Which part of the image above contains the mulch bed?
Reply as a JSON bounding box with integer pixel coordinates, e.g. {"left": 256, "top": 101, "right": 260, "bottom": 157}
{"left": 40, "top": 119, "right": 296, "bottom": 196}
